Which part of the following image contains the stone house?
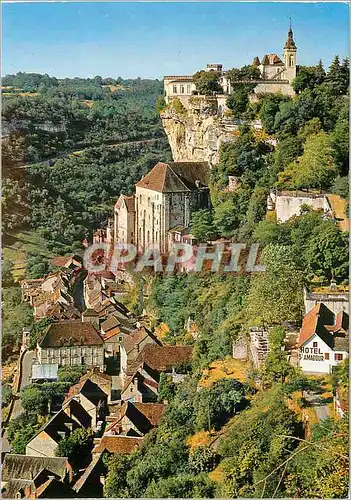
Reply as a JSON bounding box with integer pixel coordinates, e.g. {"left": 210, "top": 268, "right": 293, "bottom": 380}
{"left": 121, "top": 345, "right": 193, "bottom": 402}
{"left": 25, "top": 407, "right": 87, "bottom": 457}
{"left": 120, "top": 326, "right": 162, "bottom": 375}
{"left": 2, "top": 454, "right": 73, "bottom": 499}
{"left": 63, "top": 378, "right": 108, "bottom": 430}
{"left": 36, "top": 320, "right": 104, "bottom": 370}
{"left": 298, "top": 303, "right": 349, "bottom": 374}
{"left": 134, "top": 161, "right": 210, "bottom": 253}
{"left": 249, "top": 327, "right": 270, "bottom": 368}
{"left": 104, "top": 401, "right": 166, "bottom": 437}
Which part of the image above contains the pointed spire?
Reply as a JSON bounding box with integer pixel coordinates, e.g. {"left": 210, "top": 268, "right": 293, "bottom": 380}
{"left": 284, "top": 21, "right": 297, "bottom": 50}
{"left": 252, "top": 56, "right": 260, "bottom": 67}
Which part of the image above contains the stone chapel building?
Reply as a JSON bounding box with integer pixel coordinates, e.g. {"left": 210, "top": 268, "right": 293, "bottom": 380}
{"left": 114, "top": 161, "right": 210, "bottom": 253}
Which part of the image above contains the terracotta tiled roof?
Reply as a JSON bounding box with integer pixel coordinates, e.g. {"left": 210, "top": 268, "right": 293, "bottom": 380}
{"left": 298, "top": 303, "right": 349, "bottom": 350}
{"left": 64, "top": 370, "right": 111, "bottom": 403}
{"left": 135, "top": 162, "right": 209, "bottom": 193}
{"left": 92, "top": 436, "right": 143, "bottom": 454}
{"left": 103, "top": 326, "right": 121, "bottom": 341}
{"left": 101, "top": 315, "right": 120, "bottom": 333}
{"left": 106, "top": 401, "right": 166, "bottom": 435}
{"left": 131, "top": 344, "right": 193, "bottom": 372}
{"left": 133, "top": 402, "right": 166, "bottom": 426}
{"left": 115, "top": 194, "right": 135, "bottom": 212}
{"left": 39, "top": 321, "right": 103, "bottom": 347}
{"left": 122, "top": 326, "right": 160, "bottom": 355}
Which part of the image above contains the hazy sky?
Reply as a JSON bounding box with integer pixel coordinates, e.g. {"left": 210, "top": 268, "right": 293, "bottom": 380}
{"left": 2, "top": 2, "right": 349, "bottom": 79}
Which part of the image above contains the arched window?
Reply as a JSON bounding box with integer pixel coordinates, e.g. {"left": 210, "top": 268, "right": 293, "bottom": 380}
{"left": 289, "top": 55, "right": 294, "bottom": 67}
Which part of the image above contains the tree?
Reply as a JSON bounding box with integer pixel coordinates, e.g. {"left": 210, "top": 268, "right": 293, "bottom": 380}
{"left": 331, "top": 176, "right": 349, "bottom": 200}
{"left": 292, "top": 64, "right": 325, "bottom": 93}
{"left": 246, "top": 244, "right": 305, "bottom": 325}
{"left": 190, "top": 208, "right": 217, "bottom": 242}
{"left": 259, "top": 94, "right": 291, "bottom": 134}
{"left": 303, "top": 221, "right": 349, "bottom": 281}
{"left": 2, "top": 383, "right": 12, "bottom": 407}
{"left": 2, "top": 258, "right": 14, "bottom": 285}
{"left": 262, "top": 349, "right": 294, "bottom": 384}
{"left": 193, "top": 71, "right": 222, "bottom": 95}
{"left": 104, "top": 454, "right": 133, "bottom": 497}
{"left": 195, "top": 378, "right": 246, "bottom": 430}
{"left": 145, "top": 473, "right": 216, "bottom": 498}
{"left": 56, "top": 428, "right": 94, "bottom": 471}
{"left": 21, "top": 385, "right": 49, "bottom": 416}
{"left": 157, "top": 373, "right": 176, "bottom": 403}
{"left": 57, "top": 365, "right": 87, "bottom": 385}
{"left": 226, "top": 65, "right": 261, "bottom": 83}
{"left": 226, "top": 85, "right": 250, "bottom": 117}
{"left": 213, "top": 198, "right": 241, "bottom": 238}
{"left": 278, "top": 132, "right": 338, "bottom": 190}
{"left": 326, "top": 55, "right": 349, "bottom": 95}
{"left": 188, "top": 445, "right": 220, "bottom": 473}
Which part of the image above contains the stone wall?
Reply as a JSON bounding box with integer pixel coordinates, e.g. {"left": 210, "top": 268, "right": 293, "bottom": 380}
{"left": 270, "top": 190, "right": 331, "bottom": 223}
{"left": 254, "top": 80, "right": 295, "bottom": 97}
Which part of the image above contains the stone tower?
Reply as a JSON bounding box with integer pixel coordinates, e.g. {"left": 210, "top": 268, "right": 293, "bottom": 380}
{"left": 283, "top": 23, "right": 297, "bottom": 83}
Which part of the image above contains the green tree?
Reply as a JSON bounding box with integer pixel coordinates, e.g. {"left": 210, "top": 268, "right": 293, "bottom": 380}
{"left": 326, "top": 55, "right": 349, "bottom": 95}
{"left": 303, "top": 220, "right": 349, "bottom": 281}
{"left": 213, "top": 197, "right": 240, "bottom": 238}
{"left": 145, "top": 474, "right": 216, "bottom": 498}
{"left": 56, "top": 427, "right": 94, "bottom": 471}
{"left": 104, "top": 454, "right": 133, "bottom": 497}
{"left": 190, "top": 208, "right": 217, "bottom": 242}
{"left": 193, "top": 71, "right": 222, "bottom": 95}
{"left": 246, "top": 244, "right": 305, "bottom": 325}
{"left": 21, "top": 385, "right": 49, "bottom": 416}
{"left": 278, "top": 132, "right": 338, "bottom": 190}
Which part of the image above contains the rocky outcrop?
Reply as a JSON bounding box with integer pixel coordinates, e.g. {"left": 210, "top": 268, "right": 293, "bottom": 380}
{"left": 161, "top": 96, "right": 238, "bottom": 165}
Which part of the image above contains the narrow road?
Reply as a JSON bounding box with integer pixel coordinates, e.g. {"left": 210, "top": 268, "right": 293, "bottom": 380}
{"left": 11, "top": 350, "right": 35, "bottom": 420}
{"left": 305, "top": 391, "right": 331, "bottom": 422}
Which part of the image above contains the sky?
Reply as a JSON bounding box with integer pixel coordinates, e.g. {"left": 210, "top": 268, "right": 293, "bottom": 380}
{"left": 2, "top": 2, "right": 349, "bottom": 79}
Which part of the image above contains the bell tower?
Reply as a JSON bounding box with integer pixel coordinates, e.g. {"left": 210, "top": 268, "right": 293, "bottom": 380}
{"left": 283, "top": 21, "right": 297, "bottom": 83}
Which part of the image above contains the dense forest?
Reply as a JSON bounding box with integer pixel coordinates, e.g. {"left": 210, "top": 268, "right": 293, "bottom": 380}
{"left": 2, "top": 73, "right": 171, "bottom": 248}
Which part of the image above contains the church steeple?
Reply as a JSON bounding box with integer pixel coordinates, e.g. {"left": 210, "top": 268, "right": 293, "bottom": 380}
{"left": 284, "top": 21, "right": 297, "bottom": 50}
{"left": 283, "top": 21, "right": 297, "bottom": 83}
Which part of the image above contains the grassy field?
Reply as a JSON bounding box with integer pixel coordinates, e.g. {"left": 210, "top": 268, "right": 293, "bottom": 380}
{"left": 2, "top": 231, "right": 62, "bottom": 282}
{"left": 199, "top": 357, "right": 251, "bottom": 387}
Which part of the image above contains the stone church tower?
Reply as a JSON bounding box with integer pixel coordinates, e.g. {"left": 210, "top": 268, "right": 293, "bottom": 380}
{"left": 283, "top": 24, "right": 297, "bottom": 83}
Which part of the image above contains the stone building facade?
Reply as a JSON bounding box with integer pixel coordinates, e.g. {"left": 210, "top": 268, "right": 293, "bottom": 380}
{"left": 37, "top": 321, "right": 104, "bottom": 371}
{"left": 114, "top": 195, "right": 136, "bottom": 244}
{"left": 114, "top": 161, "right": 210, "bottom": 253}
{"left": 164, "top": 27, "right": 297, "bottom": 104}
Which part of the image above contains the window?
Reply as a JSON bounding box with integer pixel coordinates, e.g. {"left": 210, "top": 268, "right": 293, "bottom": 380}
{"left": 173, "top": 85, "right": 177, "bottom": 94}
{"left": 187, "top": 85, "right": 191, "bottom": 94}
{"left": 180, "top": 85, "right": 185, "bottom": 94}
{"left": 324, "top": 353, "right": 329, "bottom": 360}
{"left": 313, "top": 342, "right": 318, "bottom": 348}
{"left": 335, "top": 353, "right": 343, "bottom": 361}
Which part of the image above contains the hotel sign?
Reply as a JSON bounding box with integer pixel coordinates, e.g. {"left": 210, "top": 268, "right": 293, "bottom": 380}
{"left": 299, "top": 345, "right": 325, "bottom": 362}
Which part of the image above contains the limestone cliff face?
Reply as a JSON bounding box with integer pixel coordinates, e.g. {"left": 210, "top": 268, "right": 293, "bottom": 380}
{"left": 161, "top": 96, "right": 237, "bottom": 165}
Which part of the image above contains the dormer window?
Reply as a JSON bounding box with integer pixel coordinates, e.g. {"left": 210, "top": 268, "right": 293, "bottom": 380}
{"left": 80, "top": 336, "right": 85, "bottom": 346}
